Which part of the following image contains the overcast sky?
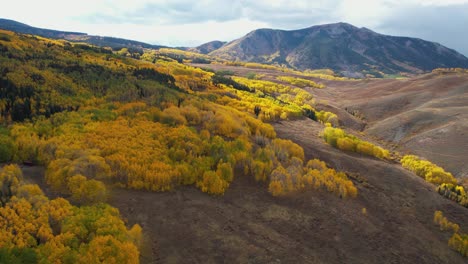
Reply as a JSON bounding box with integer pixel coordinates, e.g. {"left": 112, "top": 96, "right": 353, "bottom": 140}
{"left": 1, "top": 0, "right": 467, "bottom": 56}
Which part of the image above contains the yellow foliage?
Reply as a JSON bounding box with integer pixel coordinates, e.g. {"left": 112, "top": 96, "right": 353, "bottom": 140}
{"left": 316, "top": 110, "right": 338, "bottom": 126}
{"left": 277, "top": 76, "right": 325, "bottom": 89}
{"left": 437, "top": 183, "right": 468, "bottom": 207}
{"left": 265, "top": 155, "right": 357, "bottom": 198}
{"left": 0, "top": 163, "right": 140, "bottom": 263}
{"left": 10, "top": 124, "right": 41, "bottom": 163}
{"left": 271, "top": 138, "right": 305, "bottom": 162}
{"left": 78, "top": 235, "right": 139, "bottom": 264}
{"left": 268, "top": 180, "right": 284, "bottom": 196}
{"left": 401, "top": 155, "right": 457, "bottom": 185}
{"left": 448, "top": 233, "right": 468, "bottom": 257}
{"left": 67, "top": 175, "right": 108, "bottom": 204}
{"left": 232, "top": 76, "right": 314, "bottom": 109}
{"left": 128, "top": 224, "right": 143, "bottom": 249}
{"left": 0, "top": 164, "right": 23, "bottom": 206}
{"left": 434, "top": 210, "right": 460, "bottom": 233}
{"left": 337, "top": 137, "right": 356, "bottom": 152}
{"left": 197, "top": 171, "right": 229, "bottom": 195}
{"left": 306, "top": 159, "right": 328, "bottom": 172}
{"left": 434, "top": 210, "right": 468, "bottom": 257}
{"left": 323, "top": 127, "right": 390, "bottom": 160}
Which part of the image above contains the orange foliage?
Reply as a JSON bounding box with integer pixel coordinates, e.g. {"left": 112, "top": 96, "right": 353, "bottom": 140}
{"left": 0, "top": 164, "right": 140, "bottom": 263}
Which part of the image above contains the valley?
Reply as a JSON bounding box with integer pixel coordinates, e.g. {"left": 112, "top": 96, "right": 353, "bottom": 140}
{"left": 192, "top": 63, "right": 468, "bottom": 178}
{"left": 0, "top": 18, "right": 468, "bottom": 264}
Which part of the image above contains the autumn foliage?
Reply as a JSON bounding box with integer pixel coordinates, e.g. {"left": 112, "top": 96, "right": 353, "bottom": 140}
{"left": 437, "top": 184, "right": 468, "bottom": 207}
{"left": 434, "top": 211, "right": 468, "bottom": 257}
{"left": 401, "top": 155, "right": 457, "bottom": 185}
{"left": 267, "top": 158, "right": 357, "bottom": 198}
{"left": 0, "top": 164, "right": 141, "bottom": 263}
{"left": 322, "top": 127, "right": 390, "bottom": 160}
{"left": 277, "top": 76, "right": 325, "bottom": 89}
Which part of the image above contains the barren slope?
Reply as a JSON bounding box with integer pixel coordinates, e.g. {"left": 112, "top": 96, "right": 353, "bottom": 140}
{"left": 315, "top": 72, "right": 468, "bottom": 178}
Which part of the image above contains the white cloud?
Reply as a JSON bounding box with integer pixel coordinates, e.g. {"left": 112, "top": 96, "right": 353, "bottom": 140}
{"left": 74, "top": 18, "right": 268, "bottom": 47}
{"left": 419, "top": 0, "right": 468, "bottom": 5}
{"left": 333, "top": 0, "right": 393, "bottom": 28}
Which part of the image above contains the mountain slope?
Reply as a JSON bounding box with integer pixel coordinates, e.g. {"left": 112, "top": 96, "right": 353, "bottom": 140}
{"left": 0, "top": 18, "right": 163, "bottom": 50}
{"left": 317, "top": 70, "right": 468, "bottom": 178}
{"left": 188, "top": 40, "right": 226, "bottom": 54}
{"left": 210, "top": 22, "right": 468, "bottom": 75}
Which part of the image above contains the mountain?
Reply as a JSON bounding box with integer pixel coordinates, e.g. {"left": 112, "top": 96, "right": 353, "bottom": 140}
{"left": 188, "top": 40, "right": 226, "bottom": 54}
{"left": 210, "top": 22, "right": 468, "bottom": 75}
{"left": 0, "top": 18, "right": 163, "bottom": 50}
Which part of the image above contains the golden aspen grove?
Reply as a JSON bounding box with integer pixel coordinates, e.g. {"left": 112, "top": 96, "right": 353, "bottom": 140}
{"left": 0, "top": 164, "right": 141, "bottom": 263}
{"left": 1, "top": 19, "right": 468, "bottom": 264}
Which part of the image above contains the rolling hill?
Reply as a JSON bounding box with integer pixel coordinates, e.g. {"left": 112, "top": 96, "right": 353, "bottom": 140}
{"left": 317, "top": 69, "right": 468, "bottom": 178}
{"left": 210, "top": 22, "right": 468, "bottom": 76}
{"left": 0, "top": 18, "right": 163, "bottom": 50}
{"left": 195, "top": 63, "right": 468, "bottom": 179}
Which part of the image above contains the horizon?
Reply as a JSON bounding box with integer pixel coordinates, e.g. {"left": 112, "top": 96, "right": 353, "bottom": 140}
{"left": 0, "top": 1, "right": 467, "bottom": 56}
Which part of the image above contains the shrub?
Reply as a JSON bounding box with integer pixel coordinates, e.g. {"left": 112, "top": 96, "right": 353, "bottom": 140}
{"left": 434, "top": 210, "right": 468, "bottom": 257}
{"left": 401, "top": 155, "right": 457, "bottom": 185}
{"left": 323, "top": 127, "right": 390, "bottom": 160}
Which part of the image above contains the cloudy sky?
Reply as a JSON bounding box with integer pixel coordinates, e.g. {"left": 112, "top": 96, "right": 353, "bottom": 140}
{"left": 1, "top": 0, "right": 467, "bottom": 56}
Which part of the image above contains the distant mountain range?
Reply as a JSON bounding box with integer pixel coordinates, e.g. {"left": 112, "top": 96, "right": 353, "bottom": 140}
{"left": 0, "top": 18, "right": 163, "bottom": 50}
{"left": 209, "top": 23, "right": 468, "bottom": 75}
{"left": 1, "top": 18, "right": 467, "bottom": 75}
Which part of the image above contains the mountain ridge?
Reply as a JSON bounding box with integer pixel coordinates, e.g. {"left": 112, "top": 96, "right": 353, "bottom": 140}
{"left": 2, "top": 18, "right": 468, "bottom": 76}
{"left": 210, "top": 22, "right": 468, "bottom": 76}
{"left": 0, "top": 18, "right": 164, "bottom": 50}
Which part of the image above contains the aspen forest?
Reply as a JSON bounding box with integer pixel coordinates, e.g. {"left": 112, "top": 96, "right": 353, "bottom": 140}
{"left": 0, "top": 29, "right": 360, "bottom": 262}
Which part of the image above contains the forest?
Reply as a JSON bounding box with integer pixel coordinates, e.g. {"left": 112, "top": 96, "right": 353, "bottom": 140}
{"left": 0, "top": 29, "right": 361, "bottom": 261}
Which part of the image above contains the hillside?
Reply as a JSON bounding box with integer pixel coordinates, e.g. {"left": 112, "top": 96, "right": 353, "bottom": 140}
{"left": 193, "top": 63, "right": 468, "bottom": 179}
{"left": 0, "top": 18, "right": 163, "bottom": 50}
{"left": 187, "top": 40, "right": 226, "bottom": 54}
{"left": 323, "top": 70, "right": 468, "bottom": 179}
{"left": 1, "top": 28, "right": 467, "bottom": 264}
{"left": 210, "top": 22, "right": 468, "bottom": 76}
